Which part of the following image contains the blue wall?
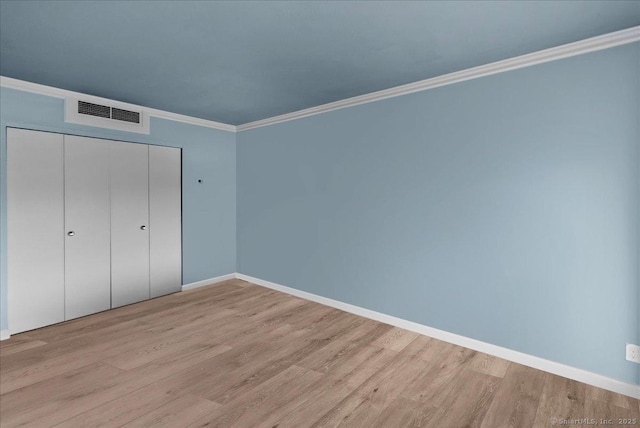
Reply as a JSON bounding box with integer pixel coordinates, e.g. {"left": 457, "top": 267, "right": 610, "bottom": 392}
{"left": 237, "top": 43, "right": 640, "bottom": 384}
{"left": 0, "top": 87, "right": 237, "bottom": 331}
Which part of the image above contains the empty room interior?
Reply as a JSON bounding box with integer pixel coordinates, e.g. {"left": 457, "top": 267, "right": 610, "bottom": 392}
{"left": 0, "top": 1, "right": 639, "bottom": 426}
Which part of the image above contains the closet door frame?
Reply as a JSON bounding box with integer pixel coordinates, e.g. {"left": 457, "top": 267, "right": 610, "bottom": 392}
{"left": 5, "top": 127, "right": 183, "bottom": 333}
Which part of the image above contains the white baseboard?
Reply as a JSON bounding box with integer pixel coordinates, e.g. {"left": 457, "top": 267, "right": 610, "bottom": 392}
{"left": 181, "top": 273, "right": 237, "bottom": 291}
{"left": 0, "top": 330, "right": 10, "bottom": 341}
{"left": 235, "top": 273, "right": 640, "bottom": 399}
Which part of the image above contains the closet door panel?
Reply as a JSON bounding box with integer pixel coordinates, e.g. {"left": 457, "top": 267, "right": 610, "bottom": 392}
{"left": 7, "top": 128, "right": 65, "bottom": 333}
{"left": 64, "top": 135, "right": 111, "bottom": 319}
{"left": 149, "top": 145, "right": 182, "bottom": 298}
{"left": 110, "top": 141, "right": 150, "bottom": 307}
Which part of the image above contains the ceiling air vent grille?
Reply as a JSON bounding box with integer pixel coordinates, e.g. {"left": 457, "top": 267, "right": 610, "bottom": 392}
{"left": 111, "top": 107, "right": 140, "bottom": 124}
{"left": 78, "top": 101, "right": 111, "bottom": 118}
{"left": 67, "top": 97, "right": 148, "bottom": 133}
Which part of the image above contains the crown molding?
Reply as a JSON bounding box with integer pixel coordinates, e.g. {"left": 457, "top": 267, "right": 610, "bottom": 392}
{"left": 3, "top": 26, "right": 638, "bottom": 134}
{"left": 237, "top": 26, "right": 640, "bottom": 131}
{"left": 0, "top": 76, "right": 237, "bottom": 133}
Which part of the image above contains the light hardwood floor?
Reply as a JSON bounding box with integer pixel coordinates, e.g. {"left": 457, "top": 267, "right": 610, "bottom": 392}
{"left": 1, "top": 279, "right": 638, "bottom": 427}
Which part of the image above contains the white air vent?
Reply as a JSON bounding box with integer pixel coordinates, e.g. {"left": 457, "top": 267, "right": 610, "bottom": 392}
{"left": 65, "top": 97, "right": 150, "bottom": 134}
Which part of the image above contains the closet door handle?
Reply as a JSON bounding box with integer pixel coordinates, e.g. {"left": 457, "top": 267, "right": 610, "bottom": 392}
{"left": 140, "top": 225, "right": 147, "bottom": 230}
{"left": 67, "top": 231, "right": 75, "bottom": 237}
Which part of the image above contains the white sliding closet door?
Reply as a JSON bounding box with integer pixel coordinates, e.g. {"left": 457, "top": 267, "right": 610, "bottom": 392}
{"left": 7, "top": 128, "right": 65, "bottom": 333}
{"left": 110, "top": 141, "right": 150, "bottom": 307}
{"left": 64, "top": 135, "right": 111, "bottom": 319}
{"left": 149, "top": 145, "right": 182, "bottom": 298}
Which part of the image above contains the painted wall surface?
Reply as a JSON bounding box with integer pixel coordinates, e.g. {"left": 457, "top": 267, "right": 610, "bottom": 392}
{"left": 0, "top": 87, "right": 237, "bottom": 331}
{"left": 237, "top": 43, "right": 640, "bottom": 384}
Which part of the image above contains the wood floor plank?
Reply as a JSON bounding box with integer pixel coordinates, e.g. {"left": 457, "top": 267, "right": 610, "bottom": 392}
{"left": 0, "top": 333, "right": 36, "bottom": 348}
{"left": 53, "top": 377, "right": 185, "bottom": 428}
{"left": 566, "top": 399, "right": 640, "bottom": 428}
{"left": 3, "top": 341, "right": 232, "bottom": 428}
{"left": 188, "top": 365, "right": 324, "bottom": 428}
{"left": 467, "top": 352, "right": 511, "bottom": 378}
{"left": 123, "top": 394, "right": 221, "bottom": 428}
{"left": 422, "top": 368, "right": 501, "bottom": 428}
{"left": 315, "top": 336, "right": 437, "bottom": 427}
{"left": 0, "top": 338, "right": 47, "bottom": 356}
{"left": 371, "top": 327, "right": 420, "bottom": 352}
{"left": 103, "top": 317, "right": 234, "bottom": 370}
{"left": 296, "top": 320, "right": 392, "bottom": 374}
{"left": 1, "top": 279, "right": 636, "bottom": 428}
{"left": 188, "top": 312, "right": 367, "bottom": 404}
{"left": 585, "top": 383, "right": 639, "bottom": 411}
{"left": 322, "top": 343, "right": 399, "bottom": 389}
{"left": 399, "top": 341, "right": 474, "bottom": 407}
{"left": 480, "top": 363, "right": 546, "bottom": 428}
{"left": 0, "top": 308, "right": 236, "bottom": 394}
{"left": 531, "top": 374, "right": 586, "bottom": 428}
{"left": 267, "top": 345, "right": 399, "bottom": 428}
{"left": 229, "top": 279, "right": 253, "bottom": 288}
{"left": 371, "top": 396, "right": 436, "bottom": 428}
{"left": 0, "top": 285, "right": 272, "bottom": 375}
{"left": 1, "top": 362, "right": 127, "bottom": 427}
{"left": 0, "top": 287, "right": 247, "bottom": 373}
{"left": 310, "top": 391, "right": 370, "bottom": 428}
{"left": 139, "top": 324, "right": 304, "bottom": 403}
